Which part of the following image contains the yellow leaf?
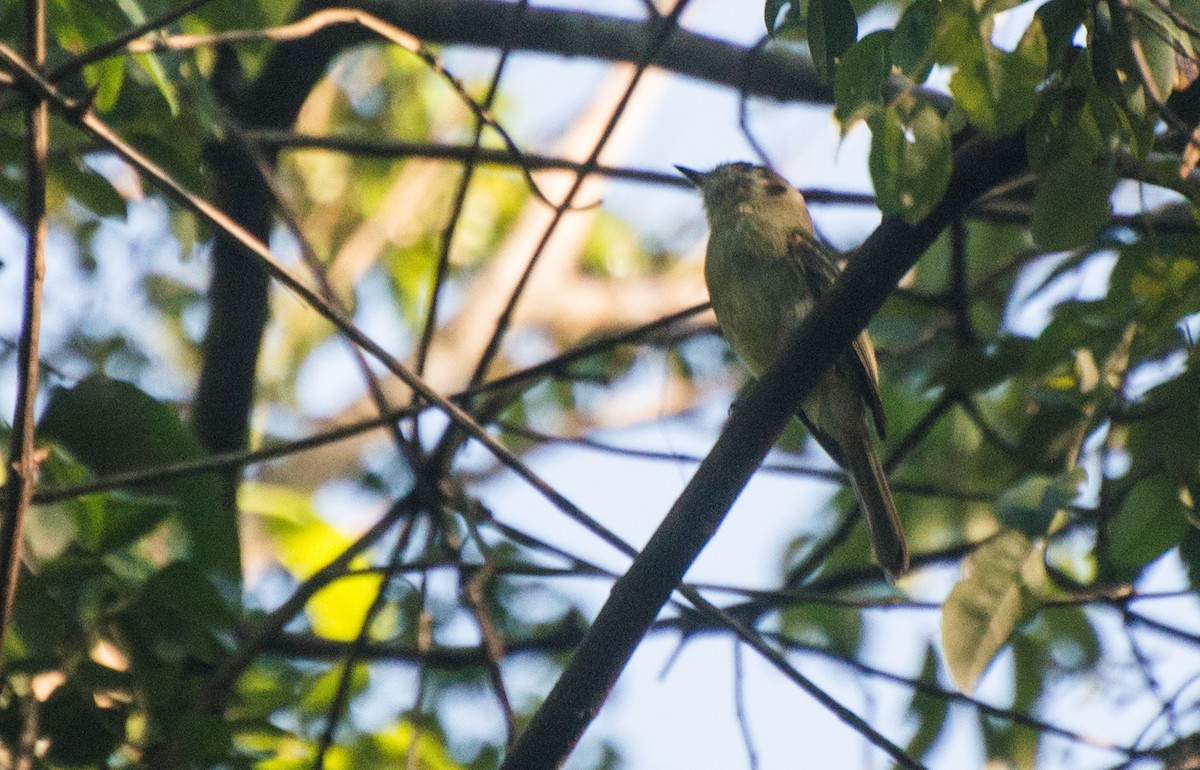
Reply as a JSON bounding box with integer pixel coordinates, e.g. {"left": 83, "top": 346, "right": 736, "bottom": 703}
{"left": 240, "top": 483, "right": 381, "bottom": 641}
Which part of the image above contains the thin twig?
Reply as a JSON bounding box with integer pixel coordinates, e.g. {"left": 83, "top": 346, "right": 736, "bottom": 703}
{"left": 117, "top": 7, "right": 563, "bottom": 208}
{"left": 0, "top": 44, "right": 638, "bottom": 567}
{"left": 732, "top": 642, "right": 760, "bottom": 770}
{"left": 738, "top": 37, "right": 776, "bottom": 168}
{"left": 195, "top": 495, "right": 417, "bottom": 711}
{"left": 415, "top": 0, "right": 530, "bottom": 379}
{"left": 313, "top": 515, "right": 420, "bottom": 770}
{"left": 459, "top": 0, "right": 694, "bottom": 398}
{"left": 494, "top": 418, "right": 999, "bottom": 501}
{"left": 221, "top": 115, "right": 419, "bottom": 466}
{"left": 244, "top": 129, "right": 884, "bottom": 204}
{"left": 34, "top": 303, "right": 707, "bottom": 506}
{"left": 463, "top": 563, "right": 519, "bottom": 743}
{"left": 672, "top": 586, "right": 924, "bottom": 769}
{"left": 764, "top": 632, "right": 1146, "bottom": 760}
{"left": 949, "top": 217, "right": 976, "bottom": 346}
{"left": 47, "top": 0, "right": 219, "bottom": 82}
{"left": 33, "top": 402, "right": 419, "bottom": 504}
{"left": 0, "top": 0, "right": 48, "bottom": 670}
{"left": 405, "top": 528, "right": 437, "bottom": 770}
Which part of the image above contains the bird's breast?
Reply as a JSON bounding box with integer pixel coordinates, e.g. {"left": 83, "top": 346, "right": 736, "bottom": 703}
{"left": 704, "top": 229, "right": 813, "bottom": 377}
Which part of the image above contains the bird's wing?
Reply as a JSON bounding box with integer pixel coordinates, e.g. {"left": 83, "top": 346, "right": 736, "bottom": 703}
{"left": 788, "top": 229, "right": 888, "bottom": 440}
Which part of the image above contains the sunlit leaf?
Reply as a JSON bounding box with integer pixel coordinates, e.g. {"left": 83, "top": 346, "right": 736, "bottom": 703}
{"left": 242, "top": 483, "right": 383, "bottom": 641}
{"left": 942, "top": 530, "right": 1044, "bottom": 693}
{"left": 370, "top": 720, "right": 463, "bottom": 770}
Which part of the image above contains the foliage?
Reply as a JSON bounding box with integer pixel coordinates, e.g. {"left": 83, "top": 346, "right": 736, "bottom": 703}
{"left": 0, "top": 0, "right": 1199, "bottom": 768}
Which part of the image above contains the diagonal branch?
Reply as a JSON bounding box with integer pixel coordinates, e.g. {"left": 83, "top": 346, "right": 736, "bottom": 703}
{"left": 0, "top": 41, "right": 635, "bottom": 564}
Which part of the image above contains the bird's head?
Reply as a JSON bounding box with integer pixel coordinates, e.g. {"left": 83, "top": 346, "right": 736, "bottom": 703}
{"left": 676, "top": 162, "right": 810, "bottom": 232}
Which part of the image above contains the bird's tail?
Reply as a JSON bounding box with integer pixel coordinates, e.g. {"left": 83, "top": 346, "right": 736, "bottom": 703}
{"left": 844, "top": 434, "right": 909, "bottom": 580}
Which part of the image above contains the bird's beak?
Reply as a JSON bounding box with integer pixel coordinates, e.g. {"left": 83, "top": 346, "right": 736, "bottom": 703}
{"left": 674, "top": 165, "right": 706, "bottom": 186}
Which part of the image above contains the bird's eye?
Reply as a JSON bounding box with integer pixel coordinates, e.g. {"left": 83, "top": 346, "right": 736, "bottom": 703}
{"left": 764, "top": 181, "right": 788, "bottom": 196}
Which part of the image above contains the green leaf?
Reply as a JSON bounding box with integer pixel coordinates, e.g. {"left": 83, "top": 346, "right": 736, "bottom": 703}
{"left": 368, "top": 720, "right": 463, "bottom": 770}
{"left": 1127, "top": 0, "right": 1184, "bottom": 105}
{"left": 178, "top": 713, "right": 234, "bottom": 762}
{"left": 141, "top": 562, "right": 237, "bottom": 656}
{"left": 88, "top": 55, "right": 126, "bottom": 113}
{"left": 929, "top": 339, "right": 1031, "bottom": 392}
{"left": 1104, "top": 474, "right": 1190, "bottom": 580}
{"left": 834, "top": 30, "right": 892, "bottom": 126}
{"left": 892, "top": 0, "right": 936, "bottom": 81}
{"left": 905, "top": 645, "right": 949, "bottom": 760}
{"left": 48, "top": 0, "right": 128, "bottom": 108}
{"left": 941, "top": 530, "right": 1044, "bottom": 693}
{"left": 1040, "top": 605, "right": 1100, "bottom": 671}
{"left": 242, "top": 483, "right": 384, "bottom": 641}
{"left": 41, "top": 683, "right": 125, "bottom": 765}
{"left": 1124, "top": 367, "right": 1200, "bottom": 485}
{"left": 132, "top": 52, "right": 181, "bottom": 116}
{"left": 73, "top": 491, "right": 175, "bottom": 554}
{"left": 1031, "top": 159, "right": 1115, "bottom": 250}
{"left": 107, "top": 0, "right": 180, "bottom": 114}
{"left": 38, "top": 375, "right": 240, "bottom": 589}
{"left": 808, "top": 0, "right": 859, "bottom": 80}
{"left": 948, "top": 18, "right": 1048, "bottom": 135}
{"left": 868, "top": 100, "right": 953, "bottom": 224}
{"left": 50, "top": 156, "right": 128, "bottom": 219}
{"left": 1037, "top": 0, "right": 1088, "bottom": 72}
{"left": 8, "top": 569, "right": 72, "bottom": 663}
{"left": 1026, "top": 56, "right": 1120, "bottom": 170}
{"left": 779, "top": 600, "right": 862, "bottom": 657}
{"left": 301, "top": 665, "right": 370, "bottom": 715}
{"left": 995, "top": 470, "right": 1084, "bottom": 537}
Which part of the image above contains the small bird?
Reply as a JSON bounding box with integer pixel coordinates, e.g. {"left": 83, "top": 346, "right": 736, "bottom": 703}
{"left": 678, "top": 162, "right": 909, "bottom": 579}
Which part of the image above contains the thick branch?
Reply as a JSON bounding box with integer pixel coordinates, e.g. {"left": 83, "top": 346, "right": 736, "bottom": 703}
{"left": 500, "top": 131, "right": 1029, "bottom": 770}
{"left": 240, "top": 0, "right": 827, "bottom": 130}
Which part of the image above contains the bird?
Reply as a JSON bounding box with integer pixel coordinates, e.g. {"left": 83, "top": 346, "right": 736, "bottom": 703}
{"left": 677, "top": 161, "right": 909, "bottom": 579}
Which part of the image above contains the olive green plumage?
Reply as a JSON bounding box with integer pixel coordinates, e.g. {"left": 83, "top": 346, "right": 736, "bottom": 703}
{"left": 679, "top": 162, "right": 909, "bottom": 579}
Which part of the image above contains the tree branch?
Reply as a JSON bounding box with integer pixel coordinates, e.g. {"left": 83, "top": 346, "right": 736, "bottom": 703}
{"left": 238, "top": 0, "right": 828, "bottom": 125}
{"left": 0, "top": 0, "right": 48, "bottom": 669}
